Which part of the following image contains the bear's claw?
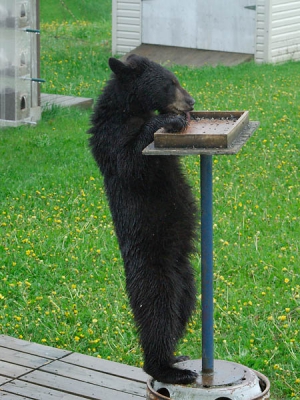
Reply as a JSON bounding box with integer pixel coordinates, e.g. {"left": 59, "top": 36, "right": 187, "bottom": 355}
{"left": 173, "top": 355, "right": 190, "bottom": 363}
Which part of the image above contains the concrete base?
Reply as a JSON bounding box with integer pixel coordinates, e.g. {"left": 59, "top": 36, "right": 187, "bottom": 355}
{"left": 146, "top": 360, "right": 270, "bottom": 400}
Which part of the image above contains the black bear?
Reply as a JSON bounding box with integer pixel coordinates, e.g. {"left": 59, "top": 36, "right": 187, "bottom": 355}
{"left": 88, "top": 54, "right": 198, "bottom": 384}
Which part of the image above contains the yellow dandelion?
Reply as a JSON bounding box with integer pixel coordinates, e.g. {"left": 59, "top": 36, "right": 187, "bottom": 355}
{"left": 278, "top": 315, "right": 287, "bottom": 321}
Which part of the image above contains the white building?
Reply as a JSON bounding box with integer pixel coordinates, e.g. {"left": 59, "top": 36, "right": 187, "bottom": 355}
{"left": 112, "top": 0, "right": 300, "bottom": 64}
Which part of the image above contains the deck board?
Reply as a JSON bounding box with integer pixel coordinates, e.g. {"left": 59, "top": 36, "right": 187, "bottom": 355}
{"left": 0, "top": 361, "right": 31, "bottom": 380}
{"left": 41, "top": 93, "right": 94, "bottom": 110}
{"left": 63, "top": 353, "right": 147, "bottom": 382}
{"left": 1, "top": 380, "right": 84, "bottom": 400}
{"left": 0, "top": 335, "right": 148, "bottom": 399}
{"left": 0, "top": 335, "right": 71, "bottom": 360}
{"left": 0, "top": 348, "right": 52, "bottom": 370}
{"left": 0, "top": 376, "right": 11, "bottom": 386}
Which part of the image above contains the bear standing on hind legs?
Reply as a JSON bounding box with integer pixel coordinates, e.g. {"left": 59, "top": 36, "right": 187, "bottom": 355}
{"left": 88, "top": 54, "right": 198, "bottom": 384}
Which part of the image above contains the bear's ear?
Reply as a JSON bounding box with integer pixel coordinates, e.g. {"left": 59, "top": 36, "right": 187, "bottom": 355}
{"left": 108, "top": 55, "right": 147, "bottom": 79}
{"left": 108, "top": 58, "right": 129, "bottom": 76}
{"left": 126, "top": 54, "right": 147, "bottom": 73}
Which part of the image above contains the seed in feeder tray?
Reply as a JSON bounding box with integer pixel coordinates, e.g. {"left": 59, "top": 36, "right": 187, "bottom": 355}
{"left": 154, "top": 111, "right": 249, "bottom": 149}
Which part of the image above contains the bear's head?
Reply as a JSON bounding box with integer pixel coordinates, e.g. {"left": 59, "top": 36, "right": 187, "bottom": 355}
{"left": 108, "top": 54, "right": 195, "bottom": 115}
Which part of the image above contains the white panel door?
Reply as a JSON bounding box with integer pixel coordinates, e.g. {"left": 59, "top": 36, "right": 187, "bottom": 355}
{"left": 142, "top": 0, "right": 256, "bottom": 54}
{"left": 142, "top": 0, "right": 198, "bottom": 49}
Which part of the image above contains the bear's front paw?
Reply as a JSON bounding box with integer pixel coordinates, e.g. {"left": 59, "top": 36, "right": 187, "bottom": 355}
{"left": 163, "top": 114, "right": 188, "bottom": 133}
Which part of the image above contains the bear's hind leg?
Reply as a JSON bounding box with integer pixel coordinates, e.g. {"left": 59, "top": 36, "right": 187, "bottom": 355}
{"left": 141, "top": 323, "right": 198, "bottom": 384}
{"left": 169, "top": 260, "right": 197, "bottom": 369}
{"left": 177, "top": 259, "right": 197, "bottom": 342}
{"left": 131, "top": 268, "right": 197, "bottom": 384}
{"left": 141, "top": 318, "right": 198, "bottom": 384}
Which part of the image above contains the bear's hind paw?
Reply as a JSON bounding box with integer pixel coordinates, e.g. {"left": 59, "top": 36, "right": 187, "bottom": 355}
{"left": 146, "top": 366, "right": 198, "bottom": 385}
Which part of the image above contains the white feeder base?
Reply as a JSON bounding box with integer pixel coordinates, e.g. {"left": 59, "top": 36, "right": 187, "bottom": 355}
{"left": 147, "top": 359, "right": 270, "bottom": 400}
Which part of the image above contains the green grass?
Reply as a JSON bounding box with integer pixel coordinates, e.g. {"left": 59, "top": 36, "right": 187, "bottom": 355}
{"left": 0, "top": 2, "right": 299, "bottom": 398}
{"left": 40, "top": 0, "right": 112, "bottom": 98}
{"left": 40, "top": 0, "right": 112, "bottom": 24}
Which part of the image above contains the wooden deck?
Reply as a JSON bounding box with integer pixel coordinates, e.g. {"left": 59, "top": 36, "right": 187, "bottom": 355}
{"left": 0, "top": 335, "right": 148, "bottom": 399}
{"left": 41, "top": 94, "right": 94, "bottom": 111}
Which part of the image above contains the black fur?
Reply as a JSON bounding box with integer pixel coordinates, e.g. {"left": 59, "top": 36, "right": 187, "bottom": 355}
{"left": 88, "top": 55, "right": 198, "bottom": 384}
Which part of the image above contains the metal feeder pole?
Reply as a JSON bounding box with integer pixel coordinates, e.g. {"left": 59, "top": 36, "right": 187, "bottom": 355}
{"left": 200, "top": 154, "right": 214, "bottom": 375}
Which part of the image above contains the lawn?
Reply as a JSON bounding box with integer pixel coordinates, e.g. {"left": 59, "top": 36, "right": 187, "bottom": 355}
{"left": 0, "top": 1, "right": 299, "bottom": 398}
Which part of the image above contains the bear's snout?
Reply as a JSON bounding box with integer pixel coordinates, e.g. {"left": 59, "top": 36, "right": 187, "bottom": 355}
{"left": 172, "top": 86, "right": 195, "bottom": 112}
{"left": 186, "top": 96, "right": 195, "bottom": 109}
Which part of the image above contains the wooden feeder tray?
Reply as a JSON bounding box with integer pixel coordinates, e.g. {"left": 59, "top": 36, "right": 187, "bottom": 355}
{"left": 154, "top": 111, "right": 249, "bottom": 149}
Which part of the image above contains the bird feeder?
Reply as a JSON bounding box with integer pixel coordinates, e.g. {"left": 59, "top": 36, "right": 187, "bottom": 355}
{"left": 0, "top": 0, "right": 42, "bottom": 127}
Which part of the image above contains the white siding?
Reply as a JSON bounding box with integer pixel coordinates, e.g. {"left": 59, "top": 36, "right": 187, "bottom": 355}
{"left": 256, "top": 0, "right": 300, "bottom": 63}
{"left": 112, "top": 0, "right": 142, "bottom": 55}
{"left": 255, "top": 0, "right": 271, "bottom": 63}
{"left": 270, "top": 0, "right": 300, "bottom": 63}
